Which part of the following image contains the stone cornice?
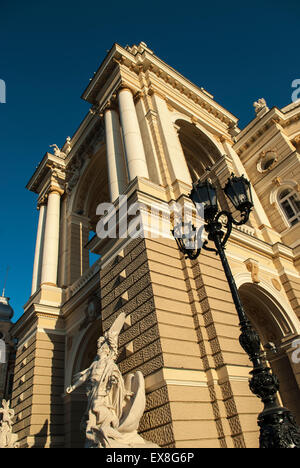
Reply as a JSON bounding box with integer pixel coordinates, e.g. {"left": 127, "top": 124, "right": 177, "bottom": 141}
{"left": 145, "top": 68, "right": 236, "bottom": 127}
{"left": 234, "top": 104, "right": 300, "bottom": 156}
{"left": 81, "top": 43, "right": 121, "bottom": 102}
{"left": 294, "top": 244, "right": 300, "bottom": 260}
{"left": 10, "top": 302, "right": 63, "bottom": 339}
{"left": 233, "top": 109, "right": 283, "bottom": 155}
{"left": 81, "top": 42, "right": 238, "bottom": 129}
{"left": 35, "top": 43, "right": 238, "bottom": 181}
{"left": 147, "top": 82, "right": 233, "bottom": 135}
{"left": 65, "top": 117, "right": 104, "bottom": 168}
{"left": 272, "top": 242, "right": 295, "bottom": 260}
{"left": 26, "top": 152, "right": 66, "bottom": 194}
{"left": 62, "top": 261, "right": 101, "bottom": 316}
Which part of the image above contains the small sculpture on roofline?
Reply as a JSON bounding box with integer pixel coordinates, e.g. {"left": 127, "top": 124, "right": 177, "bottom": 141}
{"left": 66, "top": 313, "right": 158, "bottom": 448}
{"left": 49, "top": 143, "right": 67, "bottom": 158}
{"left": 253, "top": 98, "right": 269, "bottom": 115}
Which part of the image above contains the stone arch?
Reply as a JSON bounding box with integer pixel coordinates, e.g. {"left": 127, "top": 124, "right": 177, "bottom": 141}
{"left": 63, "top": 146, "right": 109, "bottom": 285}
{"left": 74, "top": 320, "right": 102, "bottom": 377}
{"left": 237, "top": 279, "right": 300, "bottom": 423}
{"left": 235, "top": 273, "right": 300, "bottom": 337}
{"left": 66, "top": 318, "right": 103, "bottom": 388}
{"left": 64, "top": 319, "right": 103, "bottom": 448}
{"left": 171, "top": 112, "right": 225, "bottom": 152}
{"left": 68, "top": 146, "right": 109, "bottom": 230}
{"left": 174, "top": 118, "right": 223, "bottom": 182}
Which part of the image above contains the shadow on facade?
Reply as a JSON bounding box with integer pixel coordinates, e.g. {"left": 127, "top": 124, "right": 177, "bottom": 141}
{"left": 239, "top": 282, "right": 300, "bottom": 424}
{"left": 32, "top": 420, "right": 48, "bottom": 448}
{"left": 32, "top": 330, "right": 65, "bottom": 448}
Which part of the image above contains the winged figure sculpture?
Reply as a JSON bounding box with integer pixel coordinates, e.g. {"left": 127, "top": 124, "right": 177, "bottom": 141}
{"left": 66, "top": 313, "right": 158, "bottom": 448}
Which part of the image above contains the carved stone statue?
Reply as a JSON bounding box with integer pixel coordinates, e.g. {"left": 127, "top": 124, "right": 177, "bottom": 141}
{"left": 65, "top": 136, "right": 72, "bottom": 155}
{"left": 66, "top": 313, "right": 158, "bottom": 448}
{"left": 49, "top": 144, "right": 66, "bottom": 158}
{"left": 0, "top": 400, "right": 19, "bottom": 448}
{"left": 253, "top": 98, "right": 269, "bottom": 115}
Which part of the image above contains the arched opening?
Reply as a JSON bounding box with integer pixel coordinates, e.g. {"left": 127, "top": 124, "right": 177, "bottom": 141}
{"left": 175, "top": 119, "right": 235, "bottom": 215}
{"left": 65, "top": 320, "right": 103, "bottom": 448}
{"left": 175, "top": 119, "right": 223, "bottom": 182}
{"left": 239, "top": 283, "right": 300, "bottom": 423}
{"left": 65, "top": 146, "right": 109, "bottom": 285}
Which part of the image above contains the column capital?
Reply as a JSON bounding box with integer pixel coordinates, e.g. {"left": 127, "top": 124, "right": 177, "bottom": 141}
{"left": 37, "top": 195, "right": 47, "bottom": 210}
{"left": 89, "top": 104, "right": 101, "bottom": 117}
{"left": 48, "top": 185, "right": 64, "bottom": 196}
{"left": 117, "top": 84, "right": 135, "bottom": 96}
{"left": 219, "top": 134, "right": 234, "bottom": 145}
{"left": 103, "top": 100, "right": 118, "bottom": 113}
{"left": 133, "top": 91, "right": 144, "bottom": 103}
{"left": 147, "top": 86, "right": 166, "bottom": 101}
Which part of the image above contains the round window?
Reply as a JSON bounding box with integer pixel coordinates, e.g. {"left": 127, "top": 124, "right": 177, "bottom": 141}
{"left": 257, "top": 150, "right": 277, "bottom": 173}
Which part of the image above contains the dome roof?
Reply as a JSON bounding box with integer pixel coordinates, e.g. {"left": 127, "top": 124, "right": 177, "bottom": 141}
{"left": 0, "top": 296, "right": 14, "bottom": 322}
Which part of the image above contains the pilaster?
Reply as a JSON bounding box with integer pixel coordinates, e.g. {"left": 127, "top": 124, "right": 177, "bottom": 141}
{"left": 151, "top": 92, "right": 192, "bottom": 187}
{"left": 11, "top": 308, "right": 65, "bottom": 448}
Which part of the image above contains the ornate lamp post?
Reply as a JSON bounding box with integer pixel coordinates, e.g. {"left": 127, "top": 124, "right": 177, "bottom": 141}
{"left": 172, "top": 173, "right": 300, "bottom": 448}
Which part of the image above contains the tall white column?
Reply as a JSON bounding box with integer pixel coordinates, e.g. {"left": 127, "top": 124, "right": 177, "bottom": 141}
{"left": 152, "top": 93, "right": 192, "bottom": 186}
{"left": 104, "top": 108, "right": 127, "bottom": 202}
{"left": 31, "top": 202, "right": 47, "bottom": 295}
{"left": 118, "top": 88, "right": 149, "bottom": 181}
{"left": 41, "top": 189, "right": 62, "bottom": 286}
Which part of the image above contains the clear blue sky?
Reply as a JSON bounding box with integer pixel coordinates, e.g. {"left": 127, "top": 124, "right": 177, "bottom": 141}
{"left": 0, "top": 0, "right": 299, "bottom": 322}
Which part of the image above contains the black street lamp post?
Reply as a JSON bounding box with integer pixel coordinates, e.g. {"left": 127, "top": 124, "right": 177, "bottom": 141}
{"left": 172, "top": 173, "right": 300, "bottom": 448}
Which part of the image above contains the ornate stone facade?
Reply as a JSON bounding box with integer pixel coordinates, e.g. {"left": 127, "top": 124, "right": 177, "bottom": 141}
{"left": 9, "top": 42, "right": 300, "bottom": 448}
{"left": 0, "top": 296, "right": 15, "bottom": 403}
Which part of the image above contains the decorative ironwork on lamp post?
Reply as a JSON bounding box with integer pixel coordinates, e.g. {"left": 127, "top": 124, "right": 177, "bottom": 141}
{"left": 172, "top": 173, "right": 300, "bottom": 448}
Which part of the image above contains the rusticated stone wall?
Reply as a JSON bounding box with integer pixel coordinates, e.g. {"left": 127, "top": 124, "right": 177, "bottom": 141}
{"left": 12, "top": 233, "right": 299, "bottom": 448}
{"left": 100, "top": 235, "right": 263, "bottom": 448}
{"left": 100, "top": 238, "right": 175, "bottom": 447}
{"left": 11, "top": 319, "right": 65, "bottom": 448}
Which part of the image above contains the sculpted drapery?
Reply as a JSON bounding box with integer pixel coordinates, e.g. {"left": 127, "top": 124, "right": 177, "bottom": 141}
{"left": 0, "top": 400, "right": 19, "bottom": 448}
{"left": 66, "top": 313, "right": 158, "bottom": 448}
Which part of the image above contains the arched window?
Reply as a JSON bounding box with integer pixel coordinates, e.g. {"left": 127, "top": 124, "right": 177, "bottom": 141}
{"left": 279, "top": 188, "right": 300, "bottom": 226}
